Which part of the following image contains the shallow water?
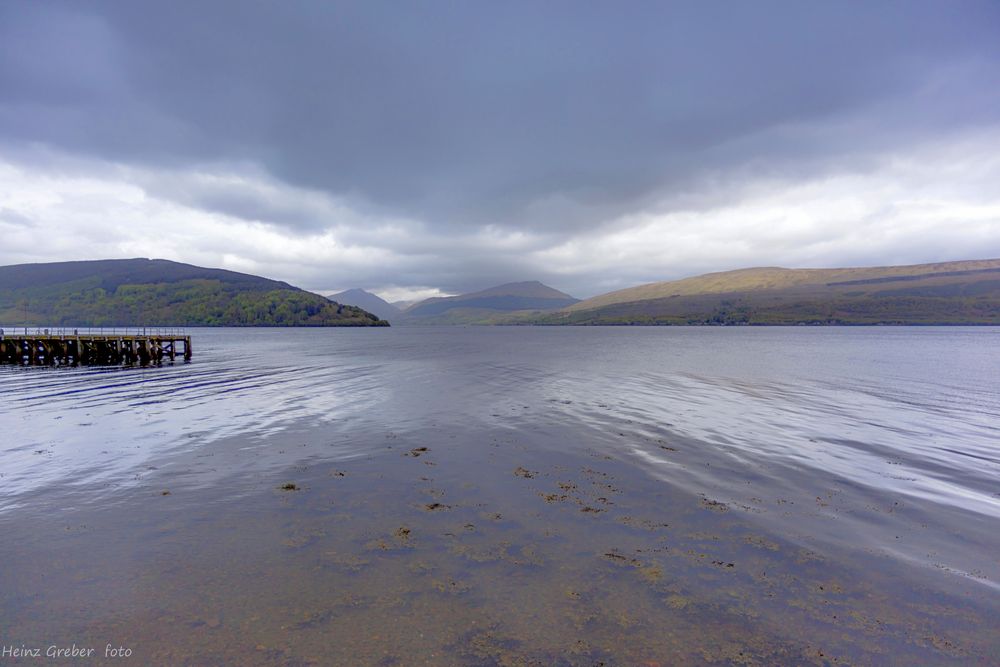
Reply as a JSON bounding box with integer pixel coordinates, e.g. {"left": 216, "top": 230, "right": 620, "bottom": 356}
{"left": 1, "top": 327, "right": 998, "bottom": 665}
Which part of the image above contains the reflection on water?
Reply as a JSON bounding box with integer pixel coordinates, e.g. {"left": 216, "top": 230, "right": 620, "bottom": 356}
{"left": 1, "top": 327, "right": 998, "bottom": 664}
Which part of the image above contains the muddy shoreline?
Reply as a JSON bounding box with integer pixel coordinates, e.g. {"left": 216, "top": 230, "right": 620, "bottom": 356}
{"left": 2, "top": 421, "right": 996, "bottom": 665}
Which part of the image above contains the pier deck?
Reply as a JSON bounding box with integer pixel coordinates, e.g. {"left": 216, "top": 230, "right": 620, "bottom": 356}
{"left": 0, "top": 329, "right": 192, "bottom": 366}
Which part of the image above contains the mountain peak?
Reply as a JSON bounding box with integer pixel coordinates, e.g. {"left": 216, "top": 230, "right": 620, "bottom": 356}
{"left": 464, "top": 281, "right": 576, "bottom": 300}
{"left": 400, "top": 280, "right": 578, "bottom": 322}
{"left": 328, "top": 288, "right": 401, "bottom": 322}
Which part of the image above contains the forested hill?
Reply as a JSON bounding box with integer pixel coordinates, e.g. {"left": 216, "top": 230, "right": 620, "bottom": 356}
{"left": 0, "top": 258, "right": 389, "bottom": 327}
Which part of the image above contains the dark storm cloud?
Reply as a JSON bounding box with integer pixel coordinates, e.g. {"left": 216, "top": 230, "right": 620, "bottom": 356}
{"left": 1, "top": 1, "right": 998, "bottom": 295}
{"left": 3, "top": 1, "right": 998, "bottom": 227}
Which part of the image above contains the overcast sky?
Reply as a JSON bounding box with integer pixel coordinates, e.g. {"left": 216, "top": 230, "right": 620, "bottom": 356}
{"left": 1, "top": 1, "right": 998, "bottom": 300}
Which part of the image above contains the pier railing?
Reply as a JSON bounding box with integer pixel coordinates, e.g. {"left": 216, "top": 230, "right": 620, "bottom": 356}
{"left": 2, "top": 326, "right": 189, "bottom": 338}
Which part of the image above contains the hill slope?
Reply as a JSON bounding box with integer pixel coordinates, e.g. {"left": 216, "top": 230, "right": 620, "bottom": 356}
{"left": 329, "top": 288, "right": 401, "bottom": 322}
{"left": 401, "top": 281, "right": 579, "bottom": 324}
{"left": 0, "top": 259, "right": 389, "bottom": 327}
{"left": 539, "top": 259, "right": 1000, "bottom": 325}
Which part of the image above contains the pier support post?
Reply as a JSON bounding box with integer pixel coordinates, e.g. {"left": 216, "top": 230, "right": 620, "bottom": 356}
{"left": 3, "top": 333, "right": 192, "bottom": 366}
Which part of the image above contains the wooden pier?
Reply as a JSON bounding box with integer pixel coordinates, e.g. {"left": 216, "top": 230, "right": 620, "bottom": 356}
{"left": 0, "top": 330, "right": 192, "bottom": 366}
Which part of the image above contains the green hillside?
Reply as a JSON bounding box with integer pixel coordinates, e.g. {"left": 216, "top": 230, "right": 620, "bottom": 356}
{"left": 0, "top": 259, "right": 389, "bottom": 327}
{"left": 533, "top": 259, "right": 1000, "bottom": 325}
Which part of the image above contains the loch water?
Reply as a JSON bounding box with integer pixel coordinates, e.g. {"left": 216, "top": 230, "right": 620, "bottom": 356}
{"left": 1, "top": 327, "right": 998, "bottom": 665}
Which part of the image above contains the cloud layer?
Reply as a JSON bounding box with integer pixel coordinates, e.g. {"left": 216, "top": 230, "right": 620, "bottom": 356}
{"left": 1, "top": 1, "right": 998, "bottom": 297}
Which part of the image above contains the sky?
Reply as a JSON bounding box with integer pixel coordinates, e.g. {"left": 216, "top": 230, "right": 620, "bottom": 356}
{"left": 1, "top": 1, "right": 999, "bottom": 301}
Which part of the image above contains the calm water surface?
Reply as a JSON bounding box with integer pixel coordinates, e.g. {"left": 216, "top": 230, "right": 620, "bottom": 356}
{"left": 1, "top": 327, "right": 998, "bottom": 665}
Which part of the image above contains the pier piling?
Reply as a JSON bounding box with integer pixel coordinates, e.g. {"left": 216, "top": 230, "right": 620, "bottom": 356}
{"left": 0, "top": 330, "right": 192, "bottom": 366}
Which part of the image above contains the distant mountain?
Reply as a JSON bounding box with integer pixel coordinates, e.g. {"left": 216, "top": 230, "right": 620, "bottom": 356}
{"left": 533, "top": 259, "right": 1000, "bottom": 325}
{"left": 391, "top": 299, "right": 421, "bottom": 311}
{"left": 329, "top": 288, "right": 401, "bottom": 322}
{"left": 401, "top": 281, "right": 579, "bottom": 324}
{"left": 0, "top": 258, "right": 389, "bottom": 327}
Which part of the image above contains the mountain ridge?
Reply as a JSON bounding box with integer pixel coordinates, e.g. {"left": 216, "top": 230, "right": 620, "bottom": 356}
{"left": 5, "top": 257, "right": 999, "bottom": 327}
{"left": 537, "top": 258, "right": 1000, "bottom": 325}
{"left": 0, "top": 258, "right": 389, "bottom": 327}
{"left": 569, "top": 259, "right": 1000, "bottom": 312}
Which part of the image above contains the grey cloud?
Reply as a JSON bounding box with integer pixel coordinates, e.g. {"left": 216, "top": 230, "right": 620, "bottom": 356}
{"left": 4, "top": 2, "right": 998, "bottom": 218}
{"left": 1, "top": 1, "right": 998, "bottom": 293}
{"left": 0, "top": 207, "right": 33, "bottom": 227}
{"left": 132, "top": 168, "right": 345, "bottom": 231}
